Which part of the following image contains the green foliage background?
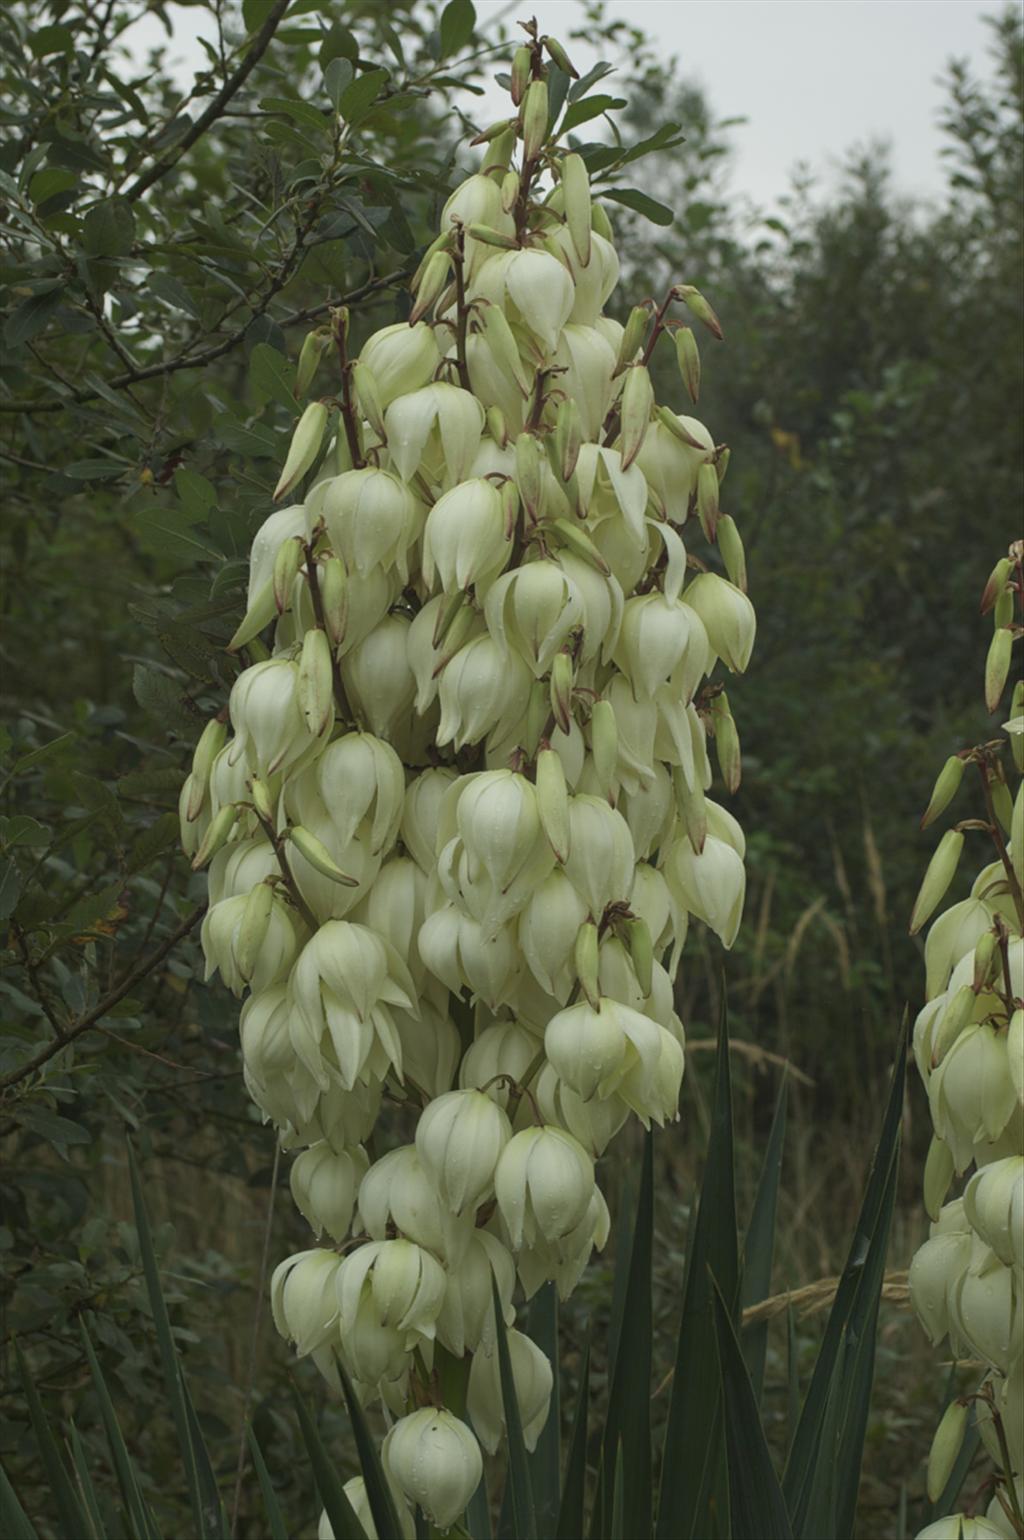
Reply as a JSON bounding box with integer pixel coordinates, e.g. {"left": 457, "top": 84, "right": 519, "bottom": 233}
{"left": 0, "top": 2, "right": 1020, "bottom": 1535}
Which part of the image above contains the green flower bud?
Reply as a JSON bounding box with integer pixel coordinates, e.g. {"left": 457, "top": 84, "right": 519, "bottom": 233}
{"left": 510, "top": 45, "right": 533, "bottom": 106}
{"left": 926, "top": 1400, "right": 969, "bottom": 1503}
{"left": 675, "top": 325, "right": 701, "bottom": 402}
{"left": 923, "top": 1135, "right": 954, "bottom": 1221}
{"left": 561, "top": 152, "right": 591, "bottom": 265}
{"left": 549, "top": 650, "right": 574, "bottom": 735}
{"left": 228, "top": 579, "right": 277, "bottom": 653}
{"left": 553, "top": 396, "right": 583, "bottom": 480}
{"left": 543, "top": 34, "right": 579, "bottom": 77}
{"left": 625, "top": 915, "right": 654, "bottom": 996}
{"left": 272, "top": 534, "right": 303, "bottom": 614}
{"left": 319, "top": 555, "right": 349, "bottom": 647}
{"left": 716, "top": 514, "right": 747, "bottom": 592}
{"left": 697, "top": 459, "right": 720, "bottom": 541}
{"left": 910, "top": 830, "right": 965, "bottom": 935}
{"left": 297, "top": 627, "right": 335, "bottom": 739}
{"left": 980, "top": 556, "right": 1012, "bottom": 614}
{"left": 274, "top": 400, "right": 328, "bottom": 502}
{"left": 521, "top": 79, "right": 548, "bottom": 163}
{"left": 589, "top": 698, "right": 619, "bottom": 796}
{"left": 921, "top": 755, "right": 965, "bottom": 829}
{"left": 234, "top": 880, "right": 275, "bottom": 984}
{"left": 187, "top": 718, "right": 227, "bottom": 821}
{"left": 710, "top": 692, "right": 741, "bottom": 794}
{"left": 191, "top": 802, "right": 238, "bottom": 870}
{"left": 673, "top": 283, "right": 723, "bottom": 340}
{"left": 288, "top": 825, "right": 358, "bottom": 887}
{"left": 409, "top": 248, "right": 451, "bottom": 324}
{"left": 295, "top": 327, "right": 332, "bottom": 401}
{"left": 985, "top": 628, "right": 1012, "bottom": 712}
{"left": 350, "top": 360, "right": 386, "bottom": 440}
{"left": 536, "top": 747, "right": 570, "bottom": 863}
{"left": 618, "top": 363, "right": 654, "bottom": 471}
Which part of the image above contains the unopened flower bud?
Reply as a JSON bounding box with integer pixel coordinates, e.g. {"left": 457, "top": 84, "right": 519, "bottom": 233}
{"left": 554, "top": 396, "right": 583, "bottom": 481}
{"left": 234, "top": 880, "right": 274, "bottom": 983}
{"left": 510, "top": 45, "right": 532, "bottom": 105}
{"left": 619, "top": 364, "right": 654, "bottom": 471}
{"left": 697, "top": 460, "right": 720, "bottom": 541}
{"left": 673, "top": 283, "right": 723, "bottom": 340}
{"left": 351, "top": 360, "right": 386, "bottom": 440}
{"left": 980, "top": 556, "right": 1012, "bottom": 614}
{"left": 287, "top": 825, "right": 358, "bottom": 887}
{"left": 561, "top": 152, "right": 591, "bottom": 265}
{"left": 297, "top": 627, "right": 335, "bottom": 739}
{"left": 520, "top": 79, "right": 548, "bottom": 163}
{"left": 674, "top": 324, "right": 701, "bottom": 402}
{"left": 589, "top": 698, "right": 619, "bottom": 796}
{"left": 295, "top": 328, "right": 331, "bottom": 401}
{"left": 409, "top": 249, "right": 452, "bottom": 324}
{"left": 574, "top": 921, "right": 600, "bottom": 1008}
{"left": 716, "top": 514, "right": 747, "bottom": 592}
{"left": 985, "top": 628, "right": 1012, "bottom": 713}
{"left": 186, "top": 718, "right": 227, "bottom": 821}
{"left": 921, "top": 755, "right": 965, "bottom": 830}
{"left": 543, "top": 34, "right": 579, "bottom": 77}
{"left": 923, "top": 1135, "right": 954, "bottom": 1221}
{"left": 536, "top": 747, "right": 571, "bottom": 863}
{"left": 910, "top": 830, "right": 965, "bottom": 935}
{"left": 383, "top": 1409, "right": 482, "bottom": 1530}
{"left": 926, "top": 1399, "right": 969, "bottom": 1503}
{"left": 192, "top": 802, "right": 238, "bottom": 870}
{"left": 274, "top": 401, "right": 328, "bottom": 502}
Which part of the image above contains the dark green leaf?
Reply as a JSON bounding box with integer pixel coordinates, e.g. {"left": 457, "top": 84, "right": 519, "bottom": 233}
{"left": 439, "top": 0, "right": 476, "bottom": 57}
{"left": 0, "top": 1464, "right": 39, "bottom": 1540}
{"left": 567, "top": 62, "right": 615, "bottom": 102}
{"left": 249, "top": 342, "right": 300, "bottom": 415}
{"left": 783, "top": 1027, "right": 906, "bottom": 1536}
{"left": 526, "top": 1284, "right": 560, "bottom": 1535}
{"left": 324, "top": 57, "right": 355, "bottom": 111}
{"left": 4, "top": 289, "right": 63, "bottom": 348}
{"left": 492, "top": 1276, "right": 537, "bottom": 1540}
{"left": 82, "top": 198, "right": 136, "bottom": 258}
{"left": 710, "top": 1282, "right": 794, "bottom": 1540}
{"left": 339, "top": 70, "right": 389, "bottom": 125}
{"left": 332, "top": 1351, "right": 407, "bottom": 1540}
{"left": 65, "top": 460, "right": 130, "bottom": 481}
{"left": 175, "top": 468, "right": 218, "bottom": 517}
{"left": 29, "top": 23, "right": 74, "bottom": 57}
{"left": 67, "top": 1421, "right": 106, "bottom": 1539}
{"left": 126, "top": 1141, "right": 208, "bottom": 1540}
{"left": 0, "top": 816, "right": 50, "bottom": 848}
{"left": 13, "top": 733, "right": 76, "bottom": 773}
{"left": 16, "top": 1346, "right": 89, "bottom": 1538}
{"left": 740, "top": 1072, "right": 788, "bottom": 1405}
{"left": 260, "top": 96, "right": 330, "bottom": 134}
{"left": 80, "top": 1320, "right": 160, "bottom": 1540}
{"left": 656, "top": 991, "right": 738, "bottom": 1540}
{"left": 320, "top": 22, "right": 359, "bottom": 68}
{"left": 556, "top": 1342, "right": 589, "bottom": 1540}
{"left": 0, "top": 860, "right": 23, "bottom": 923}
{"left": 247, "top": 1427, "right": 289, "bottom": 1540}
{"left": 602, "top": 1132, "right": 653, "bottom": 1539}
{"left": 290, "top": 1386, "right": 369, "bottom": 1540}
{"left": 18, "top": 1109, "right": 91, "bottom": 1149}
{"left": 603, "top": 188, "right": 676, "bottom": 226}
{"left": 561, "top": 95, "right": 626, "bottom": 133}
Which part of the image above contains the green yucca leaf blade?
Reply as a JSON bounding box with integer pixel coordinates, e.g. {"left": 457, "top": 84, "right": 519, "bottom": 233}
{"left": 246, "top": 1426, "right": 289, "bottom": 1540}
{"left": 609, "top": 1443, "right": 625, "bottom": 1540}
{"left": 68, "top": 1420, "right": 108, "bottom": 1540}
{"left": 79, "top": 1318, "right": 159, "bottom": 1540}
{"left": 182, "top": 1374, "right": 230, "bottom": 1539}
{"left": 526, "top": 1283, "right": 561, "bottom": 1536}
{"left": 785, "top": 1302, "right": 800, "bottom": 1460}
{"left": 16, "top": 1344, "right": 90, "bottom": 1538}
{"left": 290, "top": 1384, "right": 369, "bottom": 1540}
{"left": 782, "top": 1025, "right": 906, "bottom": 1533}
{"left": 126, "top": 1139, "right": 209, "bottom": 1538}
{"left": 601, "top": 1130, "right": 654, "bottom": 1540}
{"left": 710, "top": 1278, "right": 794, "bottom": 1540}
{"left": 0, "top": 1464, "right": 40, "bottom": 1540}
{"left": 556, "top": 1342, "right": 590, "bottom": 1540}
{"left": 739, "top": 1071, "right": 789, "bottom": 1405}
{"left": 332, "top": 1351, "right": 407, "bottom": 1540}
{"left": 492, "top": 1276, "right": 538, "bottom": 1540}
{"left": 656, "top": 991, "right": 738, "bottom": 1540}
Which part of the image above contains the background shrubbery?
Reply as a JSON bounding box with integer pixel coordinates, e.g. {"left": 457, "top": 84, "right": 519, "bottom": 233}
{"left": 1, "top": 3, "right": 1020, "bottom": 1535}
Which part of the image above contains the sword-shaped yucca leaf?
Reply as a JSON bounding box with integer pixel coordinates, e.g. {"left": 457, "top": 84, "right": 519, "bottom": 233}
{"left": 525, "top": 1283, "right": 561, "bottom": 1536}
{"left": 246, "top": 1426, "right": 289, "bottom": 1540}
{"left": 0, "top": 1465, "right": 39, "bottom": 1540}
{"left": 68, "top": 1420, "right": 108, "bottom": 1540}
{"left": 492, "top": 1276, "right": 538, "bottom": 1540}
{"left": 289, "top": 1385, "right": 369, "bottom": 1540}
{"left": 556, "top": 1342, "right": 590, "bottom": 1540}
{"left": 656, "top": 994, "right": 738, "bottom": 1540}
{"left": 609, "top": 1443, "right": 625, "bottom": 1540}
{"left": 782, "top": 1025, "right": 906, "bottom": 1535}
{"left": 16, "top": 1345, "right": 90, "bottom": 1539}
{"left": 710, "top": 1279, "right": 794, "bottom": 1540}
{"left": 600, "top": 1132, "right": 653, "bottom": 1540}
{"left": 332, "top": 1351, "right": 407, "bottom": 1540}
{"left": 126, "top": 1140, "right": 215, "bottom": 1538}
{"left": 80, "top": 1319, "right": 159, "bottom": 1540}
{"left": 740, "top": 1072, "right": 789, "bottom": 1405}
{"left": 182, "top": 1376, "right": 230, "bottom": 1539}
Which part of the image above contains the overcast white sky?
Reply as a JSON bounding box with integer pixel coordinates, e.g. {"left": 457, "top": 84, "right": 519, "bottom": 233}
{"left": 133, "top": 0, "right": 1003, "bottom": 213}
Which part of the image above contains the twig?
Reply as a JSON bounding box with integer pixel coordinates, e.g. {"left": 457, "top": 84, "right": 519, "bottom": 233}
{"left": 229, "top": 1139, "right": 281, "bottom": 1539}
{"left": 124, "top": 0, "right": 291, "bottom": 203}
{"left": 0, "top": 272, "right": 408, "bottom": 415}
{"left": 0, "top": 903, "right": 207, "bottom": 1092}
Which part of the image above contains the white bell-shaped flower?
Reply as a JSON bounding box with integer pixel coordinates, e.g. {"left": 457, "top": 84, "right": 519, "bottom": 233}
{"left": 436, "top": 633, "right": 532, "bottom": 749}
{"left": 928, "top": 1024, "right": 1017, "bottom": 1171}
{"left": 470, "top": 247, "right": 574, "bottom": 355}
{"left": 494, "top": 1125, "right": 595, "bottom": 1250}
{"left": 533, "top": 1063, "right": 629, "bottom": 1155}
{"left": 563, "top": 795, "right": 635, "bottom": 919}
{"left": 518, "top": 870, "right": 590, "bottom": 1001}
{"left": 383, "top": 1408, "right": 483, "bottom": 1530}
{"left": 467, "top": 1328, "right": 553, "bottom": 1455}
{"left": 288, "top": 920, "right": 416, "bottom": 1090}
{"left": 683, "top": 572, "right": 756, "bottom": 675}
{"left": 307, "top": 467, "right": 422, "bottom": 581}
{"left": 358, "top": 321, "right": 441, "bottom": 406}
{"left": 385, "top": 381, "right": 484, "bottom": 486}
{"left": 415, "top": 1088, "right": 513, "bottom": 1217}
{"left": 418, "top": 902, "right": 520, "bottom": 1006}
{"left": 422, "top": 478, "right": 512, "bottom": 593}
{"left": 615, "top": 592, "right": 710, "bottom": 701}
{"left": 229, "top": 657, "right": 331, "bottom": 778}
{"left": 964, "top": 1156, "right": 1024, "bottom": 1268}
{"left": 484, "top": 560, "right": 584, "bottom": 678}
{"left": 667, "top": 832, "right": 746, "bottom": 949}
{"left": 459, "top": 1019, "right": 541, "bottom": 1108}
{"left": 436, "top": 1229, "right": 517, "bottom": 1357}
{"left": 341, "top": 613, "right": 417, "bottom": 743}
{"left": 636, "top": 415, "right": 713, "bottom": 522}
{"left": 270, "top": 1248, "right": 341, "bottom": 1357}
{"left": 290, "top": 1142, "right": 368, "bottom": 1242}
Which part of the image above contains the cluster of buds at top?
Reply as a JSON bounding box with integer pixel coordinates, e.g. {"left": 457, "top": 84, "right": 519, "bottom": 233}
{"left": 908, "top": 542, "right": 1023, "bottom": 1540}
{"left": 179, "top": 31, "right": 756, "bottom": 1534}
